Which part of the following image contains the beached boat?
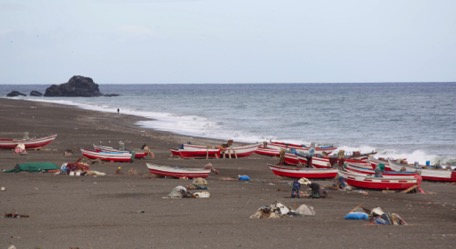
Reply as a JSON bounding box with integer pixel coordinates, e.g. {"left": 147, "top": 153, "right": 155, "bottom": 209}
{"left": 283, "top": 153, "right": 303, "bottom": 166}
{"left": 0, "top": 134, "right": 57, "bottom": 149}
{"left": 80, "top": 148, "right": 133, "bottom": 162}
{"left": 170, "top": 148, "right": 221, "bottom": 159}
{"left": 183, "top": 143, "right": 260, "bottom": 158}
{"left": 282, "top": 154, "right": 333, "bottom": 168}
{"left": 92, "top": 144, "right": 148, "bottom": 159}
{"left": 338, "top": 168, "right": 421, "bottom": 190}
{"left": 344, "top": 162, "right": 418, "bottom": 178}
{"left": 170, "top": 148, "right": 181, "bottom": 157}
{"left": 388, "top": 159, "right": 456, "bottom": 182}
{"left": 368, "top": 156, "right": 391, "bottom": 170}
{"left": 146, "top": 163, "right": 211, "bottom": 178}
{"left": 268, "top": 141, "right": 337, "bottom": 155}
{"left": 268, "top": 164, "right": 338, "bottom": 179}
{"left": 254, "top": 147, "right": 281, "bottom": 157}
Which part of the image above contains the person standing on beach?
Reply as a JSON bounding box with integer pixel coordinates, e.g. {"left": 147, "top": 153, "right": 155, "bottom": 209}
{"left": 117, "top": 108, "right": 120, "bottom": 114}
{"left": 306, "top": 143, "right": 315, "bottom": 167}
{"left": 338, "top": 149, "right": 345, "bottom": 167}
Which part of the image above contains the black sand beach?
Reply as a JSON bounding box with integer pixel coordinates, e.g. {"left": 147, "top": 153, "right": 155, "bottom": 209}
{"left": 0, "top": 98, "right": 455, "bottom": 249}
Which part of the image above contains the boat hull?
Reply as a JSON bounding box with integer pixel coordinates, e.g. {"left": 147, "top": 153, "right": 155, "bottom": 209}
{"left": 81, "top": 148, "right": 132, "bottom": 162}
{"left": 338, "top": 169, "right": 420, "bottom": 190}
{"left": 269, "top": 164, "right": 338, "bottom": 179}
{"left": 254, "top": 147, "right": 281, "bottom": 157}
{"left": 93, "top": 144, "right": 147, "bottom": 159}
{"left": 268, "top": 141, "right": 337, "bottom": 155}
{"left": 388, "top": 160, "right": 456, "bottom": 182}
{"left": 344, "top": 163, "right": 417, "bottom": 178}
{"left": 0, "top": 134, "right": 57, "bottom": 149}
{"left": 172, "top": 149, "right": 221, "bottom": 159}
{"left": 146, "top": 163, "right": 210, "bottom": 178}
{"left": 184, "top": 143, "right": 260, "bottom": 158}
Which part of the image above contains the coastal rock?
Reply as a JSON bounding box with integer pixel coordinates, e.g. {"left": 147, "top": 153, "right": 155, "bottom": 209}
{"left": 44, "top": 75, "right": 103, "bottom": 97}
{"left": 6, "top": 91, "right": 26, "bottom": 97}
{"left": 30, "top": 90, "right": 43, "bottom": 97}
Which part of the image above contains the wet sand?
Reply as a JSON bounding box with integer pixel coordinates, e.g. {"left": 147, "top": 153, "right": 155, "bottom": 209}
{"left": 0, "top": 98, "right": 455, "bottom": 249}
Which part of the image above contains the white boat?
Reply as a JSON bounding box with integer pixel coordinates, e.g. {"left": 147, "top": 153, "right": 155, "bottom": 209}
{"left": 146, "top": 163, "right": 211, "bottom": 178}
{"left": 183, "top": 143, "right": 260, "bottom": 158}
{"left": 388, "top": 159, "right": 456, "bottom": 182}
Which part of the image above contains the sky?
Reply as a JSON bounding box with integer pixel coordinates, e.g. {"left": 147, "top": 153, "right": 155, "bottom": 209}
{"left": 1, "top": 0, "right": 455, "bottom": 84}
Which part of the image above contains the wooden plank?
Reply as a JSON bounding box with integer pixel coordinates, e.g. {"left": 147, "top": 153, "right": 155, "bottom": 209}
{"left": 401, "top": 185, "right": 418, "bottom": 193}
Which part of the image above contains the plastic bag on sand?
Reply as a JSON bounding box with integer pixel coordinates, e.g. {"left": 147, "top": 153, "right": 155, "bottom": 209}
{"left": 295, "top": 204, "right": 316, "bottom": 216}
{"left": 275, "top": 202, "right": 290, "bottom": 215}
{"left": 193, "top": 191, "right": 210, "bottom": 198}
{"left": 238, "top": 175, "right": 250, "bottom": 181}
{"left": 192, "top": 177, "right": 208, "bottom": 189}
{"left": 163, "top": 186, "right": 206, "bottom": 199}
{"left": 371, "top": 207, "right": 384, "bottom": 216}
{"left": 163, "top": 186, "right": 188, "bottom": 199}
{"left": 250, "top": 202, "right": 315, "bottom": 219}
{"left": 344, "top": 212, "right": 369, "bottom": 220}
{"left": 86, "top": 170, "right": 106, "bottom": 176}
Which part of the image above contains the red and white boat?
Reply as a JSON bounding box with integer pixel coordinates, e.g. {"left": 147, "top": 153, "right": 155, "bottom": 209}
{"left": 254, "top": 147, "right": 281, "bottom": 157}
{"left": 368, "top": 156, "right": 391, "bottom": 170}
{"left": 0, "top": 134, "right": 57, "bottom": 149}
{"left": 268, "top": 141, "right": 337, "bottom": 155}
{"left": 268, "top": 164, "right": 338, "bottom": 179}
{"left": 282, "top": 154, "right": 332, "bottom": 168}
{"left": 80, "top": 148, "right": 133, "bottom": 162}
{"left": 344, "top": 162, "right": 418, "bottom": 178}
{"left": 170, "top": 148, "right": 221, "bottom": 159}
{"left": 338, "top": 168, "right": 421, "bottom": 190}
{"left": 283, "top": 153, "right": 304, "bottom": 166}
{"left": 183, "top": 143, "right": 260, "bottom": 158}
{"left": 388, "top": 159, "right": 456, "bottom": 182}
{"left": 146, "top": 163, "right": 211, "bottom": 178}
{"left": 92, "top": 144, "right": 148, "bottom": 159}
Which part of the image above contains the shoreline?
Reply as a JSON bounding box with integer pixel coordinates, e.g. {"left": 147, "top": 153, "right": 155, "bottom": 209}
{"left": 0, "top": 97, "right": 238, "bottom": 146}
{"left": 1, "top": 98, "right": 455, "bottom": 249}
{"left": 4, "top": 96, "right": 456, "bottom": 162}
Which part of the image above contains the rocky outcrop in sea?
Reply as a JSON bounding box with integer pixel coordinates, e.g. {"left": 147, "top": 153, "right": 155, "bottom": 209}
{"left": 6, "top": 91, "right": 26, "bottom": 97}
{"left": 44, "top": 75, "right": 103, "bottom": 97}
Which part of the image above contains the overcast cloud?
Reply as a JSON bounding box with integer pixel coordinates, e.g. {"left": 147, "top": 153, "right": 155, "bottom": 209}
{"left": 1, "top": 0, "right": 455, "bottom": 84}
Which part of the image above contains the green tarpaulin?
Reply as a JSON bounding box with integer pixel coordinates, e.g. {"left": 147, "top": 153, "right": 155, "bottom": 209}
{"left": 3, "top": 162, "right": 59, "bottom": 173}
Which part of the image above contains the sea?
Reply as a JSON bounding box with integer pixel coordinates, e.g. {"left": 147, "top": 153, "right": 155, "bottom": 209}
{"left": 1, "top": 82, "right": 455, "bottom": 165}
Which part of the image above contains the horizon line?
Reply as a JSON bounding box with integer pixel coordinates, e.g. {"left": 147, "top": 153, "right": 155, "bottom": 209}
{"left": 2, "top": 81, "right": 456, "bottom": 85}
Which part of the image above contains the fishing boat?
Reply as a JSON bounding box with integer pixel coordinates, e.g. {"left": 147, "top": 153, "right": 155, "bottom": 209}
{"left": 169, "top": 148, "right": 181, "bottom": 157}
{"left": 268, "top": 164, "right": 338, "bottom": 179}
{"left": 368, "top": 156, "right": 391, "bottom": 170}
{"left": 282, "top": 154, "right": 333, "bottom": 168}
{"left": 338, "top": 168, "right": 421, "bottom": 190}
{"left": 0, "top": 134, "right": 57, "bottom": 149}
{"left": 388, "top": 159, "right": 456, "bottom": 182}
{"left": 80, "top": 148, "right": 133, "bottom": 162}
{"left": 92, "top": 144, "right": 148, "bottom": 159}
{"left": 183, "top": 143, "right": 260, "bottom": 158}
{"left": 344, "top": 162, "right": 418, "bottom": 178}
{"left": 268, "top": 141, "right": 337, "bottom": 155}
{"left": 146, "top": 163, "right": 211, "bottom": 178}
{"left": 169, "top": 148, "right": 221, "bottom": 159}
{"left": 283, "top": 153, "right": 304, "bottom": 166}
{"left": 254, "top": 147, "right": 281, "bottom": 157}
